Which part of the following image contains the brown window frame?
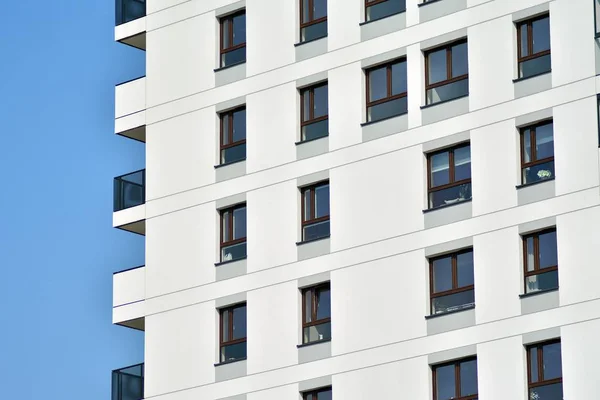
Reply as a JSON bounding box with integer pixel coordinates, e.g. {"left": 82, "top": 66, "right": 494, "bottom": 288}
{"left": 519, "top": 120, "right": 554, "bottom": 183}
{"left": 300, "top": 82, "right": 328, "bottom": 140}
{"left": 522, "top": 228, "right": 558, "bottom": 291}
{"left": 219, "top": 107, "right": 246, "bottom": 164}
{"left": 429, "top": 249, "right": 474, "bottom": 313}
{"left": 517, "top": 14, "right": 551, "bottom": 74}
{"left": 302, "top": 386, "right": 332, "bottom": 400}
{"left": 219, "top": 10, "right": 246, "bottom": 67}
{"left": 219, "top": 303, "right": 247, "bottom": 362}
{"left": 220, "top": 204, "right": 247, "bottom": 261}
{"left": 300, "top": 0, "right": 327, "bottom": 39}
{"left": 427, "top": 143, "right": 471, "bottom": 208}
{"left": 364, "top": 0, "right": 406, "bottom": 22}
{"left": 302, "top": 283, "right": 331, "bottom": 344}
{"left": 365, "top": 58, "right": 407, "bottom": 119}
{"left": 424, "top": 39, "right": 469, "bottom": 100}
{"left": 432, "top": 357, "right": 478, "bottom": 400}
{"left": 527, "top": 340, "right": 562, "bottom": 395}
{"left": 301, "top": 181, "right": 330, "bottom": 241}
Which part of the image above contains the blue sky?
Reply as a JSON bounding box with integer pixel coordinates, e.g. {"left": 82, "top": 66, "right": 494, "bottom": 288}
{"left": 0, "top": 1, "right": 146, "bottom": 398}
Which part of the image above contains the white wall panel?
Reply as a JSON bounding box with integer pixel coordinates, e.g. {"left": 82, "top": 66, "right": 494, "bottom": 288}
{"left": 328, "top": 63, "right": 363, "bottom": 150}
{"left": 477, "top": 337, "right": 526, "bottom": 400}
{"left": 562, "top": 319, "right": 600, "bottom": 399}
{"left": 328, "top": 0, "right": 360, "bottom": 50}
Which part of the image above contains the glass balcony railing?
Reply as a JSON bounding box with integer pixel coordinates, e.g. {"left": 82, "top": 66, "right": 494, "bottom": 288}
{"left": 112, "top": 363, "right": 144, "bottom": 400}
{"left": 116, "top": 0, "right": 146, "bottom": 25}
{"left": 114, "top": 169, "right": 145, "bottom": 212}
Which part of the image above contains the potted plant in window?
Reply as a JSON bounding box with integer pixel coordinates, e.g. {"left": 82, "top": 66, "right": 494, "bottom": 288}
{"left": 537, "top": 169, "right": 552, "bottom": 180}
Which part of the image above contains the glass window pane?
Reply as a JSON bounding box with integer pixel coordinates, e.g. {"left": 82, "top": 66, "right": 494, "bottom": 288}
{"left": 232, "top": 305, "right": 247, "bottom": 339}
{"left": 426, "top": 78, "right": 469, "bottom": 105}
{"left": 315, "top": 184, "right": 330, "bottom": 218}
{"left": 535, "top": 123, "right": 554, "bottom": 160}
{"left": 523, "top": 129, "right": 532, "bottom": 163}
{"left": 303, "top": 220, "right": 330, "bottom": 241}
{"left": 526, "top": 236, "right": 535, "bottom": 272}
{"left": 301, "top": 20, "right": 327, "bottom": 42}
{"left": 305, "top": 394, "right": 313, "bottom": 400}
{"left": 543, "top": 342, "right": 562, "bottom": 380}
{"left": 538, "top": 231, "right": 557, "bottom": 269}
{"left": 522, "top": 160, "right": 554, "bottom": 184}
{"left": 222, "top": 309, "right": 230, "bottom": 341}
{"left": 457, "top": 251, "right": 474, "bottom": 287}
{"left": 432, "top": 256, "right": 453, "bottom": 293}
{"left": 221, "top": 143, "right": 246, "bottom": 164}
{"left": 318, "top": 389, "right": 332, "bottom": 400}
{"left": 316, "top": 287, "right": 330, "bottom": 319}
{"left": 302, "top": 119, "right": 329, "bottom": 141}
{"left": 454, "top": 145, "right": 471, "bottom": 181}
{"left": 526, "top": 270, "right": 558, "bottom": 293}
{"left": 530, "top": 347, "right": 539, "bottom": 383}
{"left": 460, "top": 359, "right": 478, "bottom": 396}
{"left": 368, "top": 66, "right": 387, "bottom": 102}
{"left": 519, "top": 54, "right": 551, "bottom": 78}
{"left": 451, "top": 42, "right": 468, "bottom": 77}
{"left": 391, "top": 61, "right": 407, "bottom": 95}
{"left": 222, "top": 19, "right": 231, "bottom": 48}
{"left": 222, "top": 115, "right": 230, "bottom": 145}
{"left": 314, "top": 0, "right": 327, "bottom": 19}
{"left": 303, "top": 90, "right": 311, "bottom": 121}
{"left": 519, "top": 24, "right": 529, "bottom": 57}
{"left": 432, "top": 289, "right": 475, "bottom": 314}
{"left": 221, "top": 342, "right": 246, "bottom": 362}
{"left": 221, "top": 242, "right": 247, "bottom": 262}
{"left": 435, "top": 364, "right": 456, "bottom": 400}
{"left": 367, "top": 97, "right": 407, "bottom": 122}
{"left": 304, "top": 291, "right": 312, "bottom": 323}
{"left": 303, "top": 321, "right": 331, "bottom": 343}
{"left": 233, "top": 14, "right": 246, "bottom": 45}
{"left": 428, "top": 48, "right": 447, "bottom": 84}
{"left": 366, "top": 0, "right": 405, "bottom": 22}
{"left": 222, "top": 46, "right": 246, "bottom": 67}
{"left": 529, "top": 382, "right": 563, "bottom": 400}
{"left": 302, "top": 0, "right": 310, "bottom": 23}
{"left": 429, "top": 183, "right": 472, "bottom": 209}
{"left": 430, "top": 152, "right": 450, "bottom": 187}
{"left": 304, "top": 189, "right": 312, "bottom": 221}
{"left": 233, "top": 207, "right": 246, "bottom": 240}
{"left": 314, "top": 85, "right": 328, "bottom": 118}
{"left": 532, "top": 17, "right": 550, "bottom": 53}
{"left": 222, "top": 211, "right": 231, "bottom": 242}
{"left": 232, "top": 109, "right": 246, "bottom": 142}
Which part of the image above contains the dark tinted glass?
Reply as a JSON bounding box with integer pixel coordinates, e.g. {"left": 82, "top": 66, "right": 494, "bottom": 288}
{"left": 523, "top": 160, "right": 554, "bottom": 184}
{"left": 317, "top": 389, "right": 332, "bottom": 400}
{"left": 457, "top": 251, "right": 474, "bottom": 287}
{"left": 232, "top": 13, "right": 246, "bottom": 45}
{"left": 221, "top": 143, "right": 246, "bottom": 164}
{"left": 232, "top": 305, "right": 247, "bottom": 339}
{"left": 430, "top": 151, "right": 449, "bottom": 187}
{"left": 366, "top": 0, "right": 406, "bottom": 22}
{"left": 532, "top": 17, "right": 550, "bottom": 53}
{"left": 303, "top": 321, "right": 331, "bottom": 342}
{"left": 543, "top": 342, "right": 562, "bottom": 380}
{"left": 460, "top": 359, "right": 478, "bottom": 396}
{"left": 525, "top": 269, "right": 558, "bottom": 293}
{"left": 428, "top": 48, "right": 447, "bottom": 84}
{"left": 432, "top": 256, "right": 452, "bottom": 293}
{"left": 303, "top": 220, "right": 330, "bottom": 241}
{"left": 530, "top": 347, "right": 539, "bottom": 382}
{"left": 368, "top": 66, "right": 387, "bottom": 102}
{"left": 535, "top": 123, "right": 554, "bottom": 159}
{"left": 314, "top": 85, "right": 329, "bottom": 118}
{"left": 432, "top": 289, "right": 474, "bottom": 314}
{"left": 429, "top": 183, "right": 472, "bottom": 208}
{"left": 435, "top": 364, "right": 456, "bottom": 399}
{"left": 222, "top": 47, "right": 246, "bottom": 67}
{"left": 316, "top": 287, "right": 331, "bottom": 319}
{"left": 451, "top": 42, "right": 468, "bottom": 77}
{"left": 538, "top": 231, "right": 557, "bottom": 269}
{"left": 454, "top": 145, "right": 471, "bottom": 181}
{"left": 302, "top": 21, "right": 328, "bottom": 42}
{"left": 519, "top": 24, "right": 529, "bottom": 57}
{"left": 221, "top": 342, "right": 247, "bottom": 362}
{"left": 367, "top": 97, "right": 407, "bottom": 122}
{"left": 391, "top": 61, "right": 407, "bottom": 95}
{"left": 233, "top": 207, "right": 246, "bottom": 240}
{"left": 520, "top": 54, "right": 551, "bottom": 78}
{"left": 314, "top": 0, "right": 327, "bottom": 19}
{"left": 116, "top": 0, "right": 146, "bottom": 25}
{"left": 302, "top": 119, "right": 329, "bottom": 141}
{"left": 315, "top": 184, "right": 330, "bottom": 218}
{"left": 426, "top": 79, "right": 469, "bottom": 104}
{"left": 232, "top": 109, "right": 246, "bottom": 141}
{"left": 529, "top": 382, "right": 563, "bottom": 400}
{"left": 222, "top": 242, "right": 247, "bottom": 262}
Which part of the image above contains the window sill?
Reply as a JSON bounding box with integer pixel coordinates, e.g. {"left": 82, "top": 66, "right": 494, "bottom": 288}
{"left": 418, "top": 0, "right": 444, "bottom": 7}
{"left": 360, "top": 111, "right": 408, "bottom": 127}
{"left": 215, "top": 256, "right": 247, "bottom": 267}
{"left": 519, "top": 287, "right": 558, "bottom": 299}
{"left": 420, "top": 94, "right": 469, "bottom": 110}
{"left": 359, "top": 10, "right": 406, "bottom": 26}
{"left": 515, "top": 177, "right": 555, "bottom": 189}
{"left": 214, "top": 158, "right": 246, "bottom": 169}
{"left": 214, "top": 61, "right": 246, "bottom": 73}
{"left": 295, "top": 134, "right": 329, "bottom": 145}
{"left": 296, "top": 235, "right": 331, "bottom": 246}
{"left": 214, "top": 357, "right": 247, "bottom": 367}
{"left": 423, "top": 199, "right": 472, "bottom": 214}
{"left": 297, "top": 338, "right": 331, "bottom": 348}
{"left": 294, "top": 36, "right": 328, "bottom": 47}
{"left": 425, "top": 304, "right": 475, "bottom": 320}
{"left": 512, "top": 70, "right": 551, "bottom": 83}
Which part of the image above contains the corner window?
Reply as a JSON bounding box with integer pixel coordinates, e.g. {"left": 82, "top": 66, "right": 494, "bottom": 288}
{"left": 517, "top": 15, "right": 551, "bottom": 79}
{"left": 366, "top": 59, "right": 407, "bottom": 122}
{"left": 523, "top": 228, "right": 558, "bottom": 294}
{"left": 220, "top": 107, "right": 246, "bottom": 164}
{"left": 220, "top": 11, "right": 246, "bottom": 67}
{"left": 220, "top": 204, "right": 247, "bottom": 262}
{"left": 520, "top": 120, "right": 554, "bottom": 185}
{"left": 427, "top": 143, "right": 471, "bottom": 209}
{"left": 365, "top": 0, "right": 406, "bottom": 22}
{"left": 219, "top": 303, "right": 247, "bottom": 363}
{"left": 300, "top": 0, "right": 327, "bottom": 42}
{"left": 527, "top": 340, "right": 563, "bottom": 399}
{"left": 302, "top": 283, "right": 331, "bottom": 344}
{"left": 425, "top": 40, "right": 469, "bottom": 105}
{"left": 429, "top": 249, "right": 474, "bottom": 315}
{"left": 303, "top": 387, "right": 332, "bottom": 400}
{"left": 301, "top": 181, "right": 330, "bottom": 242}
{"left": 300, "top": 82, "right": 329, "bottom": 141}
{"left": 433, "top": 358, "right": 478, "bottom": 400}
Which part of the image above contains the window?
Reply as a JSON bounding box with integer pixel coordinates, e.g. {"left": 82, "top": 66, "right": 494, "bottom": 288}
{"left": 366, "top": 59, "right": 407, "bottom": 122}
{"left": 301, "top": 182, "right": 330, "bottom": 242}
{"left": 429, "top": 249, "right": 474, "bottom": 315}
{"left": 300, "top": 0, "right": 327, "bottom": 42}
{"left": 365, "top": 0, "right": 406, "bottom": 22}
{"left": 523, "top": 228, "right": 558, "bottom": 294}
{"left": 425, "top": 40, "right": 469, "bottom": 105}
{"left": 302, "top": 283, "right": 331, "bottom": 344}
{"left": 219, "top": 303, "right": 247, "bottom": 363}
{"left": 220, "top": 204, "right": 247, "bottom": 262}
{"left": 527, "top": 340, "right": 563, "bottom": 399}
{"left": 219, "top": 107, "right": 246, "bottom": 164}
{"left": 303, "top": 387, "right": 332, "bottom": 400}
{"left": 596, "top": 0, "right": 600, "bottom": 36}
{"left": 300, "top": 82, "right": 329, "bottom": 141}
{"left": 433, "top": 358, "right": 478, "bottom": 400}
{"left": 520, "top": 120, "right": 554, "bottom": 185}
{"left": 517, "top": 15, "right": 551, "bottom": 79}
{"left": 427, "top": 143, "right": 471, "bottom": 209}
{"left": 220, "top": 11, "right": 246, "bottom": 67}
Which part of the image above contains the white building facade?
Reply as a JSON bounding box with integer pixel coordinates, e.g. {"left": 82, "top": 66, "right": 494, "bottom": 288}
{"left": 111, "top": 0, "right": 600, "bottom": 399}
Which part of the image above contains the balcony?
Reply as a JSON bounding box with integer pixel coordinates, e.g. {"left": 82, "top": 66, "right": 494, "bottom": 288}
{"left": 112, "top": 363, "right": 144, "bottom": 400}
{"left": 115, "top": 76, "right": 146, "bottom": 142}
{"left": 115, "top": 0, "right": 146, "bottom": 50}
{"left": 113, "top": 265, "right": 145, "bottom": 330}
{"left": 113, "top": 169, "right": 145, "bottom": 235}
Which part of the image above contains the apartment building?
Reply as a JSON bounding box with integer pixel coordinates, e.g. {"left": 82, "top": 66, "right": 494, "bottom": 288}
{"left": 110, "top": 0, "right": 600, "bottom": 399}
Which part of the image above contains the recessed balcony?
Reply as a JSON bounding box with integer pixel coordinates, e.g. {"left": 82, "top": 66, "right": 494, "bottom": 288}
{"left": 115, "top": 76, "right": 146, "bottom": 142}
{"left": 115, "top": 0, "right": 146, "bottom": 50}
{"left": 113, "top": 169, "right": 145, "bottom": 235}
{"left": 113, "top": 265, "right": 145, "bottom": 330}
{"left": 112, "top": 363, "right": 144, "bottom": 400}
